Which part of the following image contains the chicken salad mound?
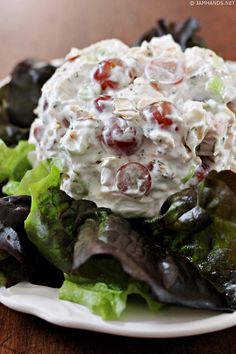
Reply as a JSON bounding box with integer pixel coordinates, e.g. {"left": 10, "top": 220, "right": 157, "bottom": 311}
{"left": 29, "top": 35, "right": 236, "bottom": 217}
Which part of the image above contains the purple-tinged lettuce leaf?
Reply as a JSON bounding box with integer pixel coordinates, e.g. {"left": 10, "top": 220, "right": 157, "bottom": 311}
{"left": 0, "top": 257, "right": 25, "bottom": 287}
{"left": 0, "top": 59, "right": 56, "bottom": 145}
{"left": 0, "top": 195, "right": 63, "bottom": 287}
{"left": 0, "top": 195, "right": 30, "bottom": 262}
{"left": 70, "top": 214, "right": 228, "bottom": 312}
{"left": 145, "top": 170, "right": 236, "bottom": 309}
{"left": 134, "top": 18, "right": 204, "bottom": 49}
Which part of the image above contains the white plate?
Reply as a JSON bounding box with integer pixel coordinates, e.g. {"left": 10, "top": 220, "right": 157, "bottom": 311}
{"left": 0, "top": 282, "right": 235, "bottom": 338}
{"left": 0, "top": 61, "right": 236, "bottom": 338}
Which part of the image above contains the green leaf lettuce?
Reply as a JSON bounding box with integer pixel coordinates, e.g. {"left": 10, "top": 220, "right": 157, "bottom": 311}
{"left": 0, "top": 139, "right": 34, "bottom": 184}
{"left": 24, "top": 165, "right": 96, "bottom": 272}
{"left": 59, "top": 274, "right": 161, "bottom": 320}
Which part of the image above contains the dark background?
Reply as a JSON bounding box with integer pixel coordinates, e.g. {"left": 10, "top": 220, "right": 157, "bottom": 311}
{"left": 0, "top": 0, "right": 236, "bottom": 353}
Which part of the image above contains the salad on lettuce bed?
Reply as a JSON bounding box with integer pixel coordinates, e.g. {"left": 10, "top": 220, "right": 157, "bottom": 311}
{"left": 0, "top": 18, "right": 235, "bottom": 320}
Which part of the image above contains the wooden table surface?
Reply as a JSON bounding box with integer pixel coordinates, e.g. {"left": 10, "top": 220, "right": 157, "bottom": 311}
{"left": 0, "top": 0, "right": 236, "bottom": 353}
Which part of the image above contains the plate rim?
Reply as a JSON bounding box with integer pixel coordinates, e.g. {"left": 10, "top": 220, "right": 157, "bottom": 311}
{"left": 0, "top": 282, "right": 235, "bottom": 338}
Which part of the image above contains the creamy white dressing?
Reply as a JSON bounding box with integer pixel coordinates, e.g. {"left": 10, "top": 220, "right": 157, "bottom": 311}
{"left": 29, "top": 35, "right": 236, "bottom": 217}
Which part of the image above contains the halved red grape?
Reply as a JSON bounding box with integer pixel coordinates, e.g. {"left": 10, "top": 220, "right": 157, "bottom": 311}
{"left": 195, "top": 162, "right": 210, "bottom": 182}
{"left": 94, "top": 95, "right": 111, "bottom": 112}
{"left": 33, "top": 126, "right": 42, "bottom": 142}
{"left": 116, "top": 162, "right": 152, "bottom": 196}
{"left": 143, "top": 101, "right": 174, "bottom": 127}
{"left": 94, "top": 58, "right": 124, "bottom": 91}
{"left": 145, "top": 58, "right": 184, "bottom": 85}
{"left": 102, "top": 117, "right": 143, "bottom": 155}
{"left": 94, "top": 58, "right": 123, "bottom": 81}
{"left": 101, "top": 80, "right": 118, "bottom": 91}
